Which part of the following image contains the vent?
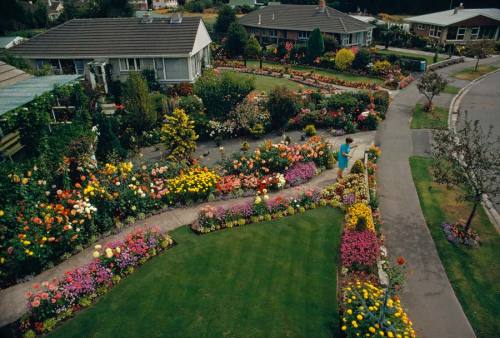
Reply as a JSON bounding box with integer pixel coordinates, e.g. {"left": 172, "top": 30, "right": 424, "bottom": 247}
{"left": 170, "top": 12, "right": 183, "bottom": 24}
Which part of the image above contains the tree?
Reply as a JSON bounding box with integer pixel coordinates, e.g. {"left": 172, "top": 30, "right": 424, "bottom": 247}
{"left": 416, "top": 71, "right": 448, "bottom": 112}
{"left": 122, "top": 72, "right": 157, "bottom": 134}
{"left": 95, "top": 113, "right": 127, "bottom": 161}
{"left": 467, "top": 40, "right": 495, "bottom": 71}
{"left": 306, "top": 28, "right": 325, "bottom": 63}
{"left": 33, "top": 0, "right": 48, "bottom": 27}
{"left": 214, "top": 5, "right": 236, "bottom": 35}
{"left": 335, "top": 48, "right": 355, "bottom": 70}
{"left": 225, "top": 22, "right": 248, "bottom": 57}
{"left": 351, "top": 48, "right": 371, "bottom": 70}
{"left": 323, "top": 34, "right": 339, "bottom": 52}
{"left": 267, "top": 86, "right": 298, "bottom": 132}
{"left": 432, "top": 114, "right": 500, "bottom": 231}
{"left": 244, "top": 36, "right": 262, "bottom": 59}
{"left": 161, "top": 108, "right": 198, "bottom": 160}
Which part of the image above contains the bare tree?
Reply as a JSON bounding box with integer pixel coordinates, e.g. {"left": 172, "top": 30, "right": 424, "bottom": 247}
{"left": 417, "top": 71, "right": 448, "bottom": 112}
{"left": 432, "top": 113, "right": 500, "bottom": 231}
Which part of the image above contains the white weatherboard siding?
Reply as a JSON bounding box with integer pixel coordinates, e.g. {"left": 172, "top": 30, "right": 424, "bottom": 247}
{"left": 191, "top": 21, "right": 212, "bottom": 55}
{"left": 406, "top": 8, "right": 500, "bottom": 26}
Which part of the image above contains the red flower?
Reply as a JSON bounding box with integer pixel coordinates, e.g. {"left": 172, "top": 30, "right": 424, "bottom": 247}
{"left": 397, "top": 256, "right": 406, "bottom": 265}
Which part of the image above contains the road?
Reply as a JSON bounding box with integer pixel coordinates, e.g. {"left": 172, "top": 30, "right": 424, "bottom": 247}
{"left": 459, "top": 70, "right": 500, "bottom": 210}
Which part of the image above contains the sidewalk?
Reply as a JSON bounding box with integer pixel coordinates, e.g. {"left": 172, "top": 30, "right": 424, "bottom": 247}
{"left": 0, "top": 132, "right": 375, "bottom": 327}
{"left": 376, "top": 65, "right": 477, "bottom": 336}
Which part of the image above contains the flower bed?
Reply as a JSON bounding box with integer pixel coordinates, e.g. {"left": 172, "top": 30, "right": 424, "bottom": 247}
{"left": 19, "top": 226, "right": 173, "bottom": 337}
{"left": 442, "top": 222, "right": 480, "bottom": 247}
{"left": 340, "top": 230, "right": 380, "bottom": 270}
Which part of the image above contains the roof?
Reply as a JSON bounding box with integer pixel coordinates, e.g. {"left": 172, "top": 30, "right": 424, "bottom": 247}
{"left": 0, "top": 36, "right": 24, "bottom": 49}
{"left": 0, "top": 62, "right": 33, "bottom": 88}
{"left": 239, "top": 4, "right": 373, "bottom": 34}
{"left": 9, "top": 16, "right": 206, "bottom": 59}
{"left": 0, "top": 74, "right": 81, "bottom": 116}
{"left": 405, "top": 8, "right": 500, "bottom": 26}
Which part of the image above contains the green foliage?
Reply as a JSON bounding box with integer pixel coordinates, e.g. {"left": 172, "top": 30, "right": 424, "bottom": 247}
{"left": 141, "top": 69, "right": 160, "bottom": 92}
{"left": 351, "top": 48, "right": 371, "bottom": 70}
{"left": 17, "top": 94, "right": 52, "bottom": 157}
{"left": 95, "top": 113, "right": 127, "bottom": 162}
{"left": 303, "top": 124, "right": 317, "bottom": 137}
{"left": 349, "top": 160, "right": 365, "bottom": 174}
{"left": 321, "top": 92, "right": 360, "bottom": 115}
{"left": 335, "top": 48, "right": 355, "bottom": 70}
{"left": 323, "top": 34, "right": 339, "bottom": 52}
{"left": 417, "top": 71, "right": 448, "bottom": 111}
{"left": 267, "top": 86, "right": 298, "bottom": 131}
{"left": 194, "top": 70, "right": 255, "bottom": 120}
{"left": 161, "top": 108, "right": 198, "bottom": 160}
{"left": 306, "top": 28, "right": 325, "bottom": 63}
{"left": 178, "top": 95, "right": 204, "bottom": 115}
{"left": 122, "top": 72, "right": 157, "bottom": 133}
{"left": 244, "top": 35, "right": 262, "bottom": 59}
{"left": 214, "top": 5, "right": 236, "bottom": 34}
{"left": 225, "top": 22, "right": 248, "bottom": 57}
{"left": 184, "top": 0, "right": 212, "bottom": 12}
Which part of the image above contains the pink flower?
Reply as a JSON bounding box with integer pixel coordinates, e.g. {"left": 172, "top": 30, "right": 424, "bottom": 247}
{"left": 31, "top": 300, "right": 40, "bottom": 308}
{"left": 41, "top": 292, "right": 49, "bottom": 300}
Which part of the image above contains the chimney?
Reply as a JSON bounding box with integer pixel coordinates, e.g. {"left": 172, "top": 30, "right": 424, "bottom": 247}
{"left": 258, "top": 14, "right": 261, "bottom": 25}
{"left": 459, "top": 2, "right": 464, "bottom": 9}
{"left": 318, "top": 0, "right": 326, "bottom": 13}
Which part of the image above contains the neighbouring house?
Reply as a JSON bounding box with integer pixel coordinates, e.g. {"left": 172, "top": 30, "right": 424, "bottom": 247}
{"left": 0, "top": 36, "right": 26, "bottom": 50}
{"left": 229, "top": 0, "right": 260, "bottom": 9}
{"left": 238, "top": 0, "right": 374, "bottom": 47}
{"left": 8, "top": 14, "right": 212, "bottom": 90}
{"left": 47, "top": 0, "right": 64, "bottom": 21}
{"left": 152, "top": 0, "right": 178, "bottom": 10}
{"left": 406, "top": 6, "right": 500, "bottom": 45}
{"left": 129, "top": 0, "right": 148, "bottom": 11}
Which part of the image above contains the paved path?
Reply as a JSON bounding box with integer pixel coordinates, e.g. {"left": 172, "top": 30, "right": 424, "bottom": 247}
{"left": 0, "top": 132, "right": 375, "bottom": 327}
{"left": 376, "top": 68, "right": 476, "bottom": 337}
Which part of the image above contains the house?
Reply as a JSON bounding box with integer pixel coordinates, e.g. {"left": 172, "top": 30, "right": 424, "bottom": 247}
{"left": 47, "top": 0, "right": 64, "bottom": 21}
{"left": 229, "top": 0, "right": 260, "bottom": 9}
{"left": 238, "top": 0, "right": 374, "bottom": 47}
{"left": 8, "top": 14, "right": 212, "bottom": 86}
{"left": 151, "top": 0, "right": 178, "bottom": 10}
{"left": 405, "top": 6, "right": 500, "bottom": 44}
{"left": 0, "top": 36, "right": 26, "bottom": 50}
{"left": 129, "top": 0, "right": 148, "bottom": 11}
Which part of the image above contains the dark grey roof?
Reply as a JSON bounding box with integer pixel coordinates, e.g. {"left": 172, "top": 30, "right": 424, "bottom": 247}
{"left": 0, "top": 61, "right": 33, "bottom": 88}
{"left": 9, "top": 16, "right": 203, "bottom": 58}
{"left": 239, "top": 4, "right": 373, "bottom": 34}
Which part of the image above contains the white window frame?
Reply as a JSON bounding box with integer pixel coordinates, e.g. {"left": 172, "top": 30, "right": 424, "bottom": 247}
{"left": 119, "top": 58, "right": 141, "bottom": 72}
{"left": 429, "top": 25, "right": 442, "bottom": 38}
{"left": 298, "top": 31, "right": 309, "bottom": 40}
{"left": 269, "top": 29, "right": 277, "bottom": 38}
{"left": 417, "top": 24, "right": 424, "bottom": 30}
{"left": 470, "top": 27, "right": 480, "bottom": 40}
{"left": 456, "top": 27, "right": 466, "bottom": 40}
{"left": 366, "top": 29, "right": 372, "bottom": 45}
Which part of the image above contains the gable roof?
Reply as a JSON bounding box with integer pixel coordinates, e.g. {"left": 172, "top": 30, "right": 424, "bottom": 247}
{"left": 0, "top": 62, "right": 33, "bottom": 88}
{"left": 239, "top": 4, "right": 373, "bottom": 34}
{"left": 9, "top": 16, "right": 209, "bottom": 59}
{"left": 405, "top": 8, "right": 500, "bottom": 26}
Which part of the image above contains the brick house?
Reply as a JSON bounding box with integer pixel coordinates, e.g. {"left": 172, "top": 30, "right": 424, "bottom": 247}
{"left": 406, "top": 6, "right": 500, "bottom": 45}
{"left": 238, "top": 1, "right": 374, "bottom": 47}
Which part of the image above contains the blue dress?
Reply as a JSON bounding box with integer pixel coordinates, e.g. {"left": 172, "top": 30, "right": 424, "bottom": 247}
{"left": 338, "top": 143, "right": 350, "bottom": 169}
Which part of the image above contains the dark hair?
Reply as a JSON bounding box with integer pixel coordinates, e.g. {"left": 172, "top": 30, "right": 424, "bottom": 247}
{"left": 346, "top": 137, "right": 353, "bottom": 144}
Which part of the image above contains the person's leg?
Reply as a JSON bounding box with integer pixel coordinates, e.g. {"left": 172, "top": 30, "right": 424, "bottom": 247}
{"left": 337, "top": 168, "right": 343, "bottom": 179}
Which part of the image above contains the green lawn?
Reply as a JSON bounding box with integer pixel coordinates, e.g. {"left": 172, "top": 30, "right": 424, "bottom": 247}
{"left": 452, "top": 65, "right": 499, "bottom": 81}
{"left": 409, "top": 156, "right": 500, "bottom": 338}
{"left": 374, "top": 49, "right": 445, "bottom": 65}
{"left": 244, "top": 60, "right": 384, "bottom": 85}
{"left": 49, "top": 208, "right": 343, "bottom": 338}
{"left": 443, "top": 85, "right": 461, "bottom": 94}
{"left": 411, "top": 103, "right": 448, "bottom": 129}
{"left": 223, "top": 70, "right": 315, "bottom": 93}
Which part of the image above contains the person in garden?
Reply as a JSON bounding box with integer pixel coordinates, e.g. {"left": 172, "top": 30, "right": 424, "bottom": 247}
{"left": 337, "top": 137, "right": 356, "bottom": 179}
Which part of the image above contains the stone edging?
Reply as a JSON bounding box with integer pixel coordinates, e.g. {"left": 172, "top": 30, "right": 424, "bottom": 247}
{"left": 448, "top": 68, "right": 500, "bottom": 231}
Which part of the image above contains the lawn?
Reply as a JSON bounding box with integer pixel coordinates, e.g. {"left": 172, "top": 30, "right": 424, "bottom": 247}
{"left": 223, "top": 70, "right": 315, "bottom": 93}
{"left": 452, "top": 65, "right": 499, "bottom": 81}
{"left": 48, "top": 208, "right": 343, "bottom": 338}
{"left": 374, "top": 48, "right": 444, "bottom": 65}
{"left": 245, "top": 60, "right": 384, "bottom": 85}
{"left": 409, "top": 156, "right": 500, "bottom": 338}
{"left": 443, "top": 84, "right": 461, "bottom": 94}
{"left": 411, "top": 103, "right": 448, "bottom": 129}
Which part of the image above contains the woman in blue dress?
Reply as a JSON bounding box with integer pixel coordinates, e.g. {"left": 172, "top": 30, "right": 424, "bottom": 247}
{"left": 337, "top": 137, "right": 356, "bottom": 179}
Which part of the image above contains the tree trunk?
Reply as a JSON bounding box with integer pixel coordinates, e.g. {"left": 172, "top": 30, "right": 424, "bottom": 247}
{"left": 259, "top": 58, "right": 263, "bottom": 69}
{"left": 244, "top": 59, "right": 247, "bottom": 67}
{"left": 474, "top": 56, "right": 480, "bottom": 72}
{"left": 465, "top": 201, "right": 479, "bottom": 232}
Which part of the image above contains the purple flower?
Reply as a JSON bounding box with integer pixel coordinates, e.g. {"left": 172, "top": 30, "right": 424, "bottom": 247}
{"left": 284, "top": 162, "right": 317, "bottom": 187}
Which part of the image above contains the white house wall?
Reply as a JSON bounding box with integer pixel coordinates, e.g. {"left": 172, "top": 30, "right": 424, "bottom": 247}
{"left": 191, "top": 21, "right": 212, "bottom": 55}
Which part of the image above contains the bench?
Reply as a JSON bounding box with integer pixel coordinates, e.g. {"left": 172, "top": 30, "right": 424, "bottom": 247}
{"left": 0, "top": 131, "right": 24, "bottom": 160}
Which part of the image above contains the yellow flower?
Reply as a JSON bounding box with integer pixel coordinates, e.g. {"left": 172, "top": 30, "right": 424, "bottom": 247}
{"left": 105, "top": 248, "right": 113, "bottom": 258}
{"left": 369, "top": 327, "right": 376, "bottom": 333}
{"left": 341, "top": 326, "right": 347, "bottom": 331}
{"left": 357, "top": 314, "right": 363, "bottom": 321}
{"left": 347, "top": 309, "right": 353, "bottom": 315}
{"left": 0, "top": 210, "right": 4, "bottom": 217}
{"left": 93, "top": 251, "right": 100, "bottom": 258}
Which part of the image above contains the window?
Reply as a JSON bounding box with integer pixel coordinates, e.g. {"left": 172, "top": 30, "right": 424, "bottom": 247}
{"left": 119, "top": 58, "right": 141, "bottom": 71}
{"left": 298, "top": 31, "right": 309, "bottom": 40}
{"left": 269, "top": 29, "right": 277, "bottom": 38}
{"left": 456, "top": 27, "right": 466, "bottom": 40}
{"left": 470, "top": 27, "right": 480, "bottom": 40}
{"left": 479, "top": 25, "right": 496, "bottom": 39}
{"left": 342, "top": 34, "right": 352, "bottom": 46}
{"left": 74, "top": 60, "right": 85, "bottom": 74}
{"left": 366, "top": 30, "right": 372, "bottom": 45}
{"left": 417, "top": 24, "right": 424, "bottom": 30}
{"left": 429, "top": 25, "right": 441, "bottom": 38}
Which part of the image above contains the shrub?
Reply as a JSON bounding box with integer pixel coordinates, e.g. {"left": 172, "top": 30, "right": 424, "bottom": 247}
{"left": 225, "top": 22, "right": 248, "bottom": 57}
{"left": 340, "top": 230, "right": 380, "bottom": 269}
{"left": 267, "top": 86, "right": 298, "bottom": 131}
{"left": 194, "top": 70, "right": 255, "bottom": 120}
{"left": 167, "top": 167, "right": 220, "bottom": 203}
{"left": 350, "top": 160, "right": 365, "bottom": 174}
{"left": 303, "top": 124, "right": 317, "bottom": 136}
{"left": 323, "top": 34, "right": 339, "bottom": 52}
{"left": 335, "top": 48, "right": 355, "bottom": 70}
{"left": 122, "top": 72, "right": 157, "bottom": 134}
{"left": 178, "top": 95, "right": 204, "bottom": 115}
{"left": 372, "top": 60, "right": 392, "bottom": 76}
{"left": 160, "top": 108, "right": 198, "bottom": 161}
{"left": 306, "top": 28, "right": 325, "bottom": 63}
{"left": 214, "top": 5, "right": 236, "bottom": 34}
{"left": 168, "top": 82, "right": 193, "bottom": 96}
{"left": 321, "top": 92, "right": 360, "bottom": 115}
{"left": 351, "top": 48, "right": 371, "bottom": 70}
{"left": 345, "top": 203, "right": 375, "bottom": 232}
{"left": 231, "top": 94, "right": 270, "bottom": 138}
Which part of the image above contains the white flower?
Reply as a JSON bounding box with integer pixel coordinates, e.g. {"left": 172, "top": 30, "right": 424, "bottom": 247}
{"left": 93, "top": 251, "right": 100, "bottom": 258}
{"left": 255, "top": 196, "right": 262, "bottom": 204}
{"left": 116, "top": 182, "right": 121, "bottom": 186}
{"left": 105, "top": 248, "right": 113, "bottom": 258}
{"left": 115, "top": 247, "right": 121, "bottom": 253}
{"left": 95, "top": 244, "right": 102, "bottom": 250}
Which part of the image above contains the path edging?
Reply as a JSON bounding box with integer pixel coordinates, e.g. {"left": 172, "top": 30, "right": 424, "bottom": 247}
{"left": 448, "top": 68, "right": 500, "bottom": 231}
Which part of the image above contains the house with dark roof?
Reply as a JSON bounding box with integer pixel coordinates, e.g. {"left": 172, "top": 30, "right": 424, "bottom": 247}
{"left": 238, "top": 0, "right": 374, "bottom": 47}
{"left": 9, "top": 14, "right": 212, "bottom": 84}
{"left": 405, "top": 6, "right": 500, "bottom": 45}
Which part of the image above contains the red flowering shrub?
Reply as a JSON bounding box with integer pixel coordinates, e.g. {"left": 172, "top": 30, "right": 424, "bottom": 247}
{"left": 340, "top": 230, "right": 380, "bottom": 269}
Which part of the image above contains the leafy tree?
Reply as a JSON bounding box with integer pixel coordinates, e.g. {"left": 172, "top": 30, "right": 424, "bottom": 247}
{"left": 323, "top": 34, "right": 339, "bottom": 52}
{"left": 267, "top": 86, "right": 298, "bottom": 132}
{"left": 416, "top": 71, "right": 447, "bottom": 112}
{"left": 335, "top": 48, "right": 355, "bottom": 70}
{"left": 352, "top": 48, "right": 371, "bottom": 70}
{"left": 225, "top": 22, "right": 248, "bottom": 57}
{"left": 244, "top": 36, "right": 262, "bottom": 59}
{"left": 214, "top": 5, "right": 236, "bottom": 34}
{"left": 122, "top": 72, "right": 157, "bottom": 133}
{"left": 95, "top": 112, "right": 127, "bottom": 161}
{"left": 306, "top": 28, "right": 325, "bottom": 63}
{"left": 161, "top": 108, "right": 198, "bottom": 160}
{"left": 432, "top": 114, "right": 500, "bottom": 231}
{"left": 466, "top": 40, "right": 495, "bottom": 71}
{"left": 17, "top": 96, "right": 52, "bottom": 157}
{"left": 33, "top": 0, "right": 48, "bottom": 27}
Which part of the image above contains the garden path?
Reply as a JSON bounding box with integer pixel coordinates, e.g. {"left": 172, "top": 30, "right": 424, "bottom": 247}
{"left": 0, "top": 132, "right": 375, "bottom": 327}
{"left": 374, "top": 58, "right": 500, "bottom": 338}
